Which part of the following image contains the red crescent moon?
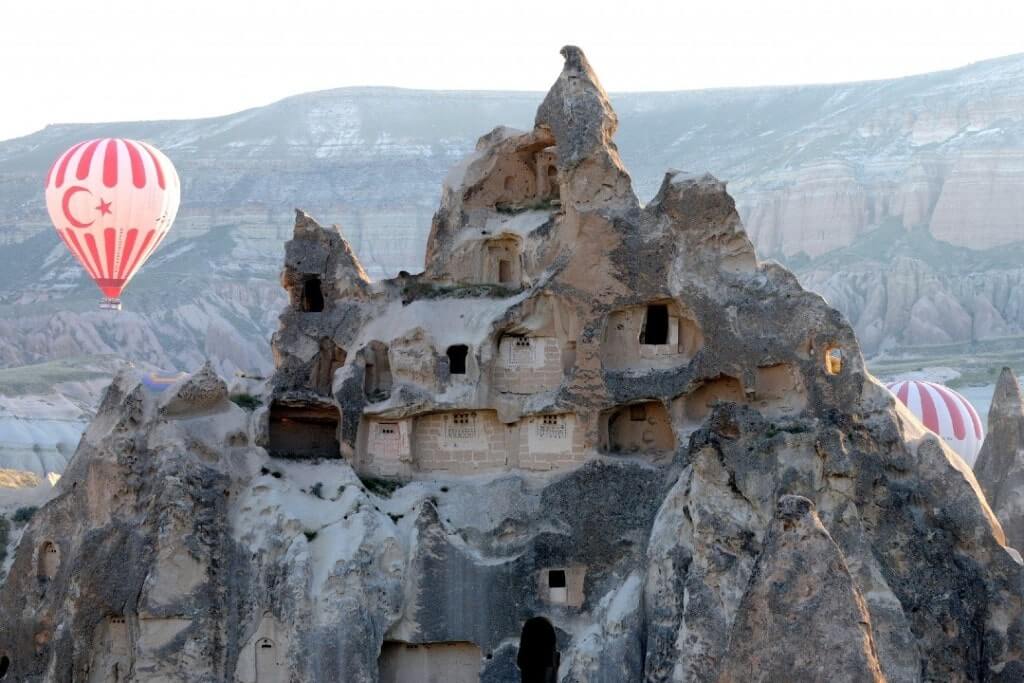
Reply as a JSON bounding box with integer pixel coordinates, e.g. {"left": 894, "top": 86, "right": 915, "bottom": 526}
{"left": 62, "top": 185, "right": 95, "bottom": 228}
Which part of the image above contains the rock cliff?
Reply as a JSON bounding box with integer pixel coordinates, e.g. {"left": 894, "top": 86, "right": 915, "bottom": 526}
{"left": 0, "top": 47, "right": 1022, "bottom": 682}
{"left": 975, "top": 367, "right": 1024, "bottom": 552}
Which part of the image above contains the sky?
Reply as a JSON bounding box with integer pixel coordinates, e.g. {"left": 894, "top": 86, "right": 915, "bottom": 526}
{"left": 3, "top": 0, "right": 1024, "bottom": 141}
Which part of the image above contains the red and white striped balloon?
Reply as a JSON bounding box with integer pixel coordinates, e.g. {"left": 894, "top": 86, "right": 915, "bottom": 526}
{"left": 886, "top": 379, "right": 985, "bottom": 465}
{"left": 44, "top": 138, "right": 180, "bottom": 308}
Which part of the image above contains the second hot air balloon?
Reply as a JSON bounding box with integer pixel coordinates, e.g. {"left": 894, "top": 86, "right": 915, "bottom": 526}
{"left": 44, "top": 138, "right": 180, "bottom": 310}
{"left": 886, "top": 379, "right": 985, "bottom": 466}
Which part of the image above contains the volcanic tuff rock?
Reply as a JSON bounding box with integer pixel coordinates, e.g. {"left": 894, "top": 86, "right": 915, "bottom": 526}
{"left": 975, "top": 367, "right": 1024, "bottom": 552}
{"left": 2, "top": 53, "right": 1024, "bottom": 380}
{"left": 2, "top": 47, "right": 1023, "bottom": 682}
{"left": 718, "top": 495, "right": 884, "bottom": 683}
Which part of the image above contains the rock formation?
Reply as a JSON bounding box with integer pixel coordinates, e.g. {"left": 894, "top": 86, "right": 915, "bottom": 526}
{"left": 975, "top": 367, "right": 1024, "bottom": 552}
{"left": 1, "top": 47, "right": 1023, "bottom": 682}
{"left": 3, "top": 54, "right": 1024, "bottom": 382}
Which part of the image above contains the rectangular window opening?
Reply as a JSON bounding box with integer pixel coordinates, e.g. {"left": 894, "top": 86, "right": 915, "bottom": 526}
{"left": 498, "top": 259, "right": 513, "bottom": 283}
{"left": 640, "top": 304, "right": 669, "bottom": 345}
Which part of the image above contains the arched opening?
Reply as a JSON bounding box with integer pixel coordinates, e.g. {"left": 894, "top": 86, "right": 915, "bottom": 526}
{"left": 601, "top": 401, "right": 675, "bottom": 455}
{"left": 255, "top": 637, "right": 282, "bottom": 682}
{"left": 38, "top": 541, "right": 59, "bottom": 580}
{"left": 546, "top": 165, "right": 559, "bottom": 199}
{"left": 517, "top": 617, "right": 559, "bottom": 683}
{"left": 446, "top": 345, "right": 468, "bottom": 375}
{"left": 0, "top": 655, "right": 9, "bottom": 680}
{"left": 301, "top": 278, "right": 324, "bottom": 312}
{"left": 824, "top": 346, "right": 843, "bottom": 375}
{"left": 363, "top": 342, "right": 393, "bottom": 402}
{"left": 267, "top": 401, "right": 341, "bottom": 459}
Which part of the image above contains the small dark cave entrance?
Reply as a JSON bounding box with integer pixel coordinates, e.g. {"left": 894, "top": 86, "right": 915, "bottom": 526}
{"left": 447, "top": 345, "right": 469, "bottom": 375}
{"left": 301, "top": 277, "right": 324, "bottom": 312}
{"left": 546, "top": 164, "right": 559, "bottom": 199}
{"left": 517, "top": 617, "right": 559, "bottom": 683}
{"left": 0, "top": 655, "right": 9, "bottom": 680}
{"left": 640, "top": 304, "right": 669, "bottom": 345}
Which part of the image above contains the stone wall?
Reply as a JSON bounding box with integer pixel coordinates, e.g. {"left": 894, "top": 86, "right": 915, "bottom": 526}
{"left": 515, "top": 413, "right": 586, "bottom": 471}
{"left": 413, "top": 411, "right": 510, "bottom": 473}
{"left": 378, "top": 641, "right": 482, "bottom": 683}
{"left": 359, "top": 418, "right": 414, "bottom": 478}
{"left": 356, "top": 411, "right": 585, "bottom": 476}
{"left": 493, "top": 337, "right": 563, "bottom": 394}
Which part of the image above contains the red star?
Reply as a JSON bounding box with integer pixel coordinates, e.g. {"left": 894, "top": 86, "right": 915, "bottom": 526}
{"left": 96, "top": 199, "right": 113, "bottom": 216}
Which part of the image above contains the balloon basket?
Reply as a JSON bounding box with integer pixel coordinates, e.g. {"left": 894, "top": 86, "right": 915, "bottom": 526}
{"left": 99, "top": 298, "right": 122, "bottom": 311}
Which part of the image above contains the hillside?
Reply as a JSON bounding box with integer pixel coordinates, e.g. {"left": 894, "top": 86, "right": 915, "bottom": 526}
{"left": 0, "top": 54, "right": 1022, "bottom": 379}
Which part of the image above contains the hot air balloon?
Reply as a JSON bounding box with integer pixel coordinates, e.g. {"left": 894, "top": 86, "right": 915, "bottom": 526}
{"left": 44, "top": 138, "right": 180, "bottom": 310}
{"left": 886, "top": 379, "right": 985, "bottom": 466}
{"left": 139, "top": 370, "right": 188, "bottom": 393}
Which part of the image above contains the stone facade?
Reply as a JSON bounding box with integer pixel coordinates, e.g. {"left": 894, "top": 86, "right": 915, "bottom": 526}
{"left": 493, "top": 336, "right": 563, "bottom": 395}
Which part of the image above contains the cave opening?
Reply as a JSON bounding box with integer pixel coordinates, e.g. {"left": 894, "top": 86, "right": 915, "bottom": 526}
{"left": 301, "top": 278, "right": 324, "bottom": 312}
{"left": 267, "top": 402, "right": 341, "bottom": 459}
{"left": 640, "top": 304, "right": 669, "bottom": 345}
{"left": 0, "top": 655, "right": 9, "bottom": 680}
{"left": 824, "top": 346, "right": 843, "bottom": 375}
{"left": 447, "top": 345, "right": 469, "bottom": 375}
{"left": 517, "top": 617, "right": 559, "bottom": 683}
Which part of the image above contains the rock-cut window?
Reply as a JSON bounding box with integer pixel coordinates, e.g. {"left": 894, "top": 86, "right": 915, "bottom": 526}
{"left": 301, "top": 278, "right": 324, "bottom": 312}
{"left": 447, "top": 345, "right": 468, "bottom": 374}
{"left": 640, "top": 304, "right": 669, "bottom": 345}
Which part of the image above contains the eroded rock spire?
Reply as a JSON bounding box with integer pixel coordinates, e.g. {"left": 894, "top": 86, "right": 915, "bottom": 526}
{"left": 535, "top": 45, "right": 619, "bottom": 168}
{"left": 974, "top": 367, "right": 1024, "bottom": 550}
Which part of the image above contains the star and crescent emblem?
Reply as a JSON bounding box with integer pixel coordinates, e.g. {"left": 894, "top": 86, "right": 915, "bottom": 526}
{"left": 61, "top": 185, "right": 112, "bottom": 228}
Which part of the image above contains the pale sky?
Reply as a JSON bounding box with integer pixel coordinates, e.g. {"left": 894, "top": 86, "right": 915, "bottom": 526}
{"left": 3, "top": 0, "right": 1024, "bottom": 141}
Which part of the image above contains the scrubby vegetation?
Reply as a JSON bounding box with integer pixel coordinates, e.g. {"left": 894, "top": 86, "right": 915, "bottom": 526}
{"left": 361, "top": 476, "right": 403, "bottom": 498}
{"left": 230, "top": 393, "right": 262, "bottom": 410}
{"left": 12, "top": 506, "right": 37, "bottom": 524}
{"left": 0, "top": 515, "right": 9, "bottom": 565}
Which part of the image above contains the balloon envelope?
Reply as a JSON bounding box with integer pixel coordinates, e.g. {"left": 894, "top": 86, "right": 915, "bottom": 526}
{"left": 886, "top": 379, "right": 985, "bottom": 465}
{"left": 44, "top": 138, "right": 180, "bottom": 306}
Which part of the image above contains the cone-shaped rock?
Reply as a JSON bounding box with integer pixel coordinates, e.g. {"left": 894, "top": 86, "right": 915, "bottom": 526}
{"left": 974, "top": 367, "right": 1024, "bottom": 550}
{"left": 719, "top": 495, "right": 885, "bottom": 683}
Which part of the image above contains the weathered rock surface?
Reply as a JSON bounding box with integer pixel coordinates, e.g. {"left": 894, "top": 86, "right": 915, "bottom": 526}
{"left": 718, "top": 495, "right": 884, "bottom": 683}
{"left": 1, "top": 47, "right": 1023, "bottom": 683}
{"left": 975, "top": 367, "right": 1024, "bottom": 552}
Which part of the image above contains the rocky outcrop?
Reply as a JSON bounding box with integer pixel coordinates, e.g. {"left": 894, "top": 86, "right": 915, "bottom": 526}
{"left": 1, "top": 47, "right": 1023, "bottom": 683}
{"left": 719, "top": 496, "right": 884, "bottom": 683}
{"left": 975, "top": 367, "right": 1024, "bottom": 551}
